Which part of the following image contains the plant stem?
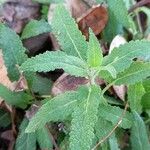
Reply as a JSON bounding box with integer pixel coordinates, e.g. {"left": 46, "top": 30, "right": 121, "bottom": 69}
{"left": 92, "top": 102, "right": 129, "bottom": 150}
{"left": 102, "top": 82, "right": 115, "bottom": 95}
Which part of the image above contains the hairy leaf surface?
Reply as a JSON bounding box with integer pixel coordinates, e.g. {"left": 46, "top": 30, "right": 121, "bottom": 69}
{"left": 103, "top": 0, "right": 130, "bottom": 42}
{"left": 21, "top": 51, "right": 88, "bottom": 77}
{"left": 21, "top": 20, "right": 51, "bottom": 39}
{"left": 95, "top": 117, "right": 113, "bottom": 141}
{"left": 113, "top": 62, "right": 150, "bottom": 85}
{"left": 51, "top": 5, "right": 87, "bottom": 60}
{"left": 26, "top": 86, "right": 89, "bottom": 132}
{"left": 95, "top": 114, "right": 119, "bottom": 150}
{"left": 32, "top": 75, "right": 52, "bottom": 95}
{"left": 143, "top": 79, "right": 150, "bottom": 92}
{"left": 98, "top": 104, "right": 133, "bottom": 129}
{"left": 141, "top": 92, "right": 150, "bottom": 109}
{"left": 95, "top": 117, "right": 119, "bottom": 150}
{"left": 109, "top": 133, "right": 120, "bottom": 150}
{"left": 130, "top": 111, "right": 150, "bottom": 150}
{"left": 36, "top": 127, "right": 53, "bottom": 149}
{"left": 128, "top": 82, "right": 145, "bottom": 112}
{"left": 0, "top": 24, "right": 27, "bottom": 80}
{"left": 87, "top": 30, "right": 103, "bottom": 67}
{"left": 69, "top": 85, "right": 101, "bottom": 150}
{"left": 15, "top": 118, "right": 36, "bottom": 150}
{"left": 101, "top": 40, "right": 150, "bottom": 79}
{"left": 0, "top": 84, "right": 32, "bottom": 109}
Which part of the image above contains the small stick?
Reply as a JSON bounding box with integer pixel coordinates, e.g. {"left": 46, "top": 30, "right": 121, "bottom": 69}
{"left": 92, "top": 102, "right": 129, "bottom": 150}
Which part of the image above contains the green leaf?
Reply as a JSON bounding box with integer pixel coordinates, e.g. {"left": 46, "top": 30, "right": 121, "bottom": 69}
{"left": 0, "top": 84, "right": 32, "bottom": 109}
{"left": 128, "top": 82, "right": 145, "bottom": 112}
{"left": 103, "top": 0, "right": 130, "bottom": 42}
{"left": 36, "top": 127, "right": 53, "bottom": 149}
{"left": 32, "top": 75, "right": 52, "bottom": 95}
{"left": 95, "top": 117, "right": 118, "bottom": 150}
{"left": 21, "top": 51, "right": 88, "bottom": 77}
{"left": 21, "top": 20, "right": 51, "bottom": 40}
{"left": 95, "top": 117, "right": 113, "bottom": 141}
{"left": 98, "top": 104, "right": 133, "bottom": 129}
{"left": 104, "top": 95, "right": 123, "bottom": 106}
{"left": 130, "top": 111, "right": 150, "bottom": 150}
{"left": 0, "top": 109, "right": 11, "bottom": 127}
{"left": 60, "top": 136, "right": 69, "bottom": 150}
{"left": 112, "top": 62, "right": 150, "bottom": 85}
{"left": 123, "top": 0, "right": 135, "bottom": 9}
{"left": 142, "top": 79, "right": 150, "bottom": 109}
{"left": 100, "top": 142, "right": 109, "bottom": 150}
{"left": 141, "top": 76, "right": 150, "bottom": 109}
{"left": 87, "top": 29, "right": 103, "bottom": 67}
{"left": 69, "top": 85, "right": 101, "bottom": 150}
{"left": 15, "top": 118, "right": 36, "bottom": 150}
{"left": 143, "top": 79, "right": 150, "bottom": 92}
{"left": 141, "top": 92, "right": 150, "bottom": 109}
{"left": 41, "top": 5, "right": 49, "bottom": 20}
{"left": 0, "top": 0, "right": 7, "bottom": 5}
{"left": 26, "top": 86, "right": 88, "bottom": 132}
{"left": 109, "top": 133, "right": 120, "bottom": 150}
{"left": 0, "top": 24, "right": 27, "bottom": 81}
{"left": 108, "top": 0, "right": 130, "bottom": 26}
{"left": 51, "top": 5, "right": 87, "bottom": 60}
{"left": 102, "top": 65, "right": 117, "bottom": 79}
{"left": 101, "top": 40, "right": 150, "bottom": 79}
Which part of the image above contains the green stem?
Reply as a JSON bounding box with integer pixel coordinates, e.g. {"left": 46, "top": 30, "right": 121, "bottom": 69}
{"left": 102, "top": 82, "right": 115, "bottom": 95}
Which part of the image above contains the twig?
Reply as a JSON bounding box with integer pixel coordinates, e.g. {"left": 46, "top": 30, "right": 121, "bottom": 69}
{"left": 128, "top": 0, "right": 150, "bottom": 13}
{"left": 10, "top": 107, "right": 17, "bottom": 137}
{"left": 92, "top": 102, "right": 129, "bottom": 150}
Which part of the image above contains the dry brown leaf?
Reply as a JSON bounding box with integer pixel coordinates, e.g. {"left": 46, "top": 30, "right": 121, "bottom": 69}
{"left": 13, "top": 74, "right": 28, "bottom": 92}
{"left": 49, "top": 33, "right": 60, "bottom": 50}
{"left": 25, "top": 104, "right": 40, "bottom": 120}
{"left": 66, "top": 0, "right": 108, "bottom": 38}
{"left": 0, "top": 51, "right": 13, "bottom": 104}
{"left": 0, "top": 51, "right": 28, "bottom": 105}
{"left": 1, "top": 0, "right": 40, "bottom": 33}
{"left": 77, "top": 5, "right": 108, "bottom": 38}
{"left": 51, "top": 73, "right": 88, "bottom": 96}
{"left": 1, "top": 130, "right": 14, "bottom": 141}
{"left": 66, "top": 0, "right": 91, "bottom": 19}
{"left": 23, "top": 33, "right": 50, "bottom": 55}
{"left": 0, "top": 51, "right": 12, "bottom": 88}
{"left": 109, "top": 35, "right": 127, "bottom": 101}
